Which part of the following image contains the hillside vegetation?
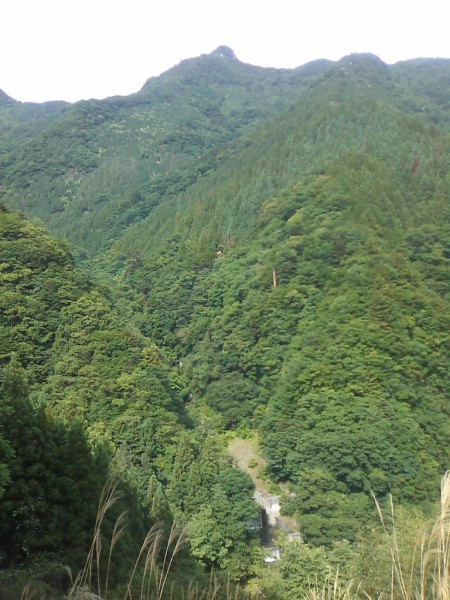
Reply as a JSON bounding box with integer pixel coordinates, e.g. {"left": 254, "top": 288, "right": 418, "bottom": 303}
{"left": 0, "top": 47, "right": 449, "bottom": 598}
{"left": 0, "top": 205, "right": 258, "bottom": 596}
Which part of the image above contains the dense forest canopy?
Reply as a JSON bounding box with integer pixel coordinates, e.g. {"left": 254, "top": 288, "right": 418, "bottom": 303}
{"left": 0, "top": 48, "right": 449, "bottom": 598}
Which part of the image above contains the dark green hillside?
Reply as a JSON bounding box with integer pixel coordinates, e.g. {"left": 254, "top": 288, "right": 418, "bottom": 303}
{"left": 0, "top": 204, "right": 90, "bottom": 381}
{"left": 0, "top": 354, "right": 117, "bottom": 572}
{"left": 391, "top": 58, "right": 450, "bottom": 126}
{"left": 0, "top": 93, "right": 67, "bottom": 183}
{"left": 0, "top": 208, "right": 148, "bottom": 580}
{"left": 0, "top": 203, "right": 174, "bottom": 472}
{"left": 0, "top": 90, "right": 67, "bottom": 135}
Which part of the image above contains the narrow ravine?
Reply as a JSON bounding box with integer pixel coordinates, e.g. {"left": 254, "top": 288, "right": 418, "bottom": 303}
{"left": 228, "top": 436, "right": 300, "bottom": 557}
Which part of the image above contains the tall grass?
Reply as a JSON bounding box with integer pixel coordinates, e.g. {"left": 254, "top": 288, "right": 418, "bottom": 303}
{"left": 20, "top": 473, "right": 450, "bottom": 599}
{"left": 298, "top": 472, "right": 450, "bottom": 600}
{"left": 370, "top": 471, "right": 450, "bottom": 600}
{"left": 313, "top": 471, "right": 450, "bottom": 600}
{"left": 416, "top": 470, "right": 450, "bottom": 600}
{"left": 303, "top": 571, "right": 357, "bottom": 600}
{"left": 64, "top": 478, "right": 240, "bottom": 600}
{"left": 65, "top": 478, "right": 187, "bottom": 600}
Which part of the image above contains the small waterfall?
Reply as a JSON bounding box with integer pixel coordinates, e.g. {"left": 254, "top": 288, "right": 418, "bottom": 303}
{"left": 254, "top": 491, "right": 301, "bottom": 553}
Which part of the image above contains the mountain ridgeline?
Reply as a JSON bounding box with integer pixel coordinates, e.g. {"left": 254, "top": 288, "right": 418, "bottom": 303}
{"left": 0, "top": 48, "right": 449, "bottom": 596}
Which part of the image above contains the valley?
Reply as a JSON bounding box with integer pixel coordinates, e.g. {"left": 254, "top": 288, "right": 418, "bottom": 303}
{"left": 228, "top": 435, "right": 300, "bottom": 552}
{"left": 0, "top": 47, "right": 449, "bottom": 599}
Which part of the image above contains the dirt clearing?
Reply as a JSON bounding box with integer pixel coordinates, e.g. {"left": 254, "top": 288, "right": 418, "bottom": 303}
{"left": 228, "top": 436, "right": 271, "bottom": 494}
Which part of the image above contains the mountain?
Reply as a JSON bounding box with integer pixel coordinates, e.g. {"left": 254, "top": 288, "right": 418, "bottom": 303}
{"left": 107, "top": 51, "right": 449, "bottom": 544}
{"left": 0, "top": 48, "right": 330, "bottom": 253}
{"left": 0, "top": 92, "right": 68, "bottom": 143}
{"left": 0, "top": 48, "right": 449, "bottom": 595}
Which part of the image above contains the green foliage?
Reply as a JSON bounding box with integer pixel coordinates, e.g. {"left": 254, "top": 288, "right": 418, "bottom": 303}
{"left": 0, "top": 356, "right": 109, "bottom": 569}
{"left": 0, "top": 207, "right": 86, "bottom": 379}
{"left": 254, "top": 536, "right": 358, "bottom": 600}
{"left": 108, "top": 58, "right": 450, "bottom": 549}
{"left": 167, "top": 435, "right": 259, "bottom": 575}
{"left": 1, "top": 51, "right": 450, "bottom": 594}
{"left": 1, "top": 49, "right": 328, "bottom": 254}
{"left": 204, "top": 373, "right": 259, "bottom": 428}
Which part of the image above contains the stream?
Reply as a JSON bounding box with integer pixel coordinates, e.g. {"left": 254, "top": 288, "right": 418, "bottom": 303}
{"left": 228, "top": 436, "right": 300, "bottom": 556}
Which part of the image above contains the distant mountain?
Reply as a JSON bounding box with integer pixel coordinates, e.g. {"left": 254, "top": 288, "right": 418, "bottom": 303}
{"left": 0, "top": 48, "right": 329, "bottom": 252}
{"left": 0, "top": 89, "right": 14, "bottom": 104}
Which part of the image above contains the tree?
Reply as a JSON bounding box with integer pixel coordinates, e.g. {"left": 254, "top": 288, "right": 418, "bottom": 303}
{"left": 0, "top": 355, "right": 109, "bottom": 568}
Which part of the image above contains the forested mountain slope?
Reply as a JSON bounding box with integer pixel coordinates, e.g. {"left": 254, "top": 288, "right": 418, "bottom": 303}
{"left": 112, "top": 53, "right": 450, "bottom": 258}
{"left": 0, "top": 206, "right": 258, "bottom": 593}
{"left": 0, "top": 47, "right": 329, "bottom": 253}
{"left": 0, "top": 48, "right": 449, "bottom": 595}
{"left": 109, "top": 52, "right": 450, "bottom": 544}
{"left": 0, "top": 205, "right": 149, "bottom": 579}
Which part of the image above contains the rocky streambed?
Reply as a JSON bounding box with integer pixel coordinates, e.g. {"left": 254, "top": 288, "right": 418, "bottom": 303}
{"left": 228, "top": 436, "right": 300, "bottom": 550}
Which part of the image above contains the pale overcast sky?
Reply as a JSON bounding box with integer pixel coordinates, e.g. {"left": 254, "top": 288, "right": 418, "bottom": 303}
{"left": 1, "top": 0, "right": 449, "bottom": 103}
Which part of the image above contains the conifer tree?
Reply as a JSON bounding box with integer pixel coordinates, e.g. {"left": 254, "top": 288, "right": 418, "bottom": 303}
{"left": 167, "top": 434, "right": 196, "bottom": 513}
{"left": 0, "top": 355, "right": 109, "bottom": 568}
